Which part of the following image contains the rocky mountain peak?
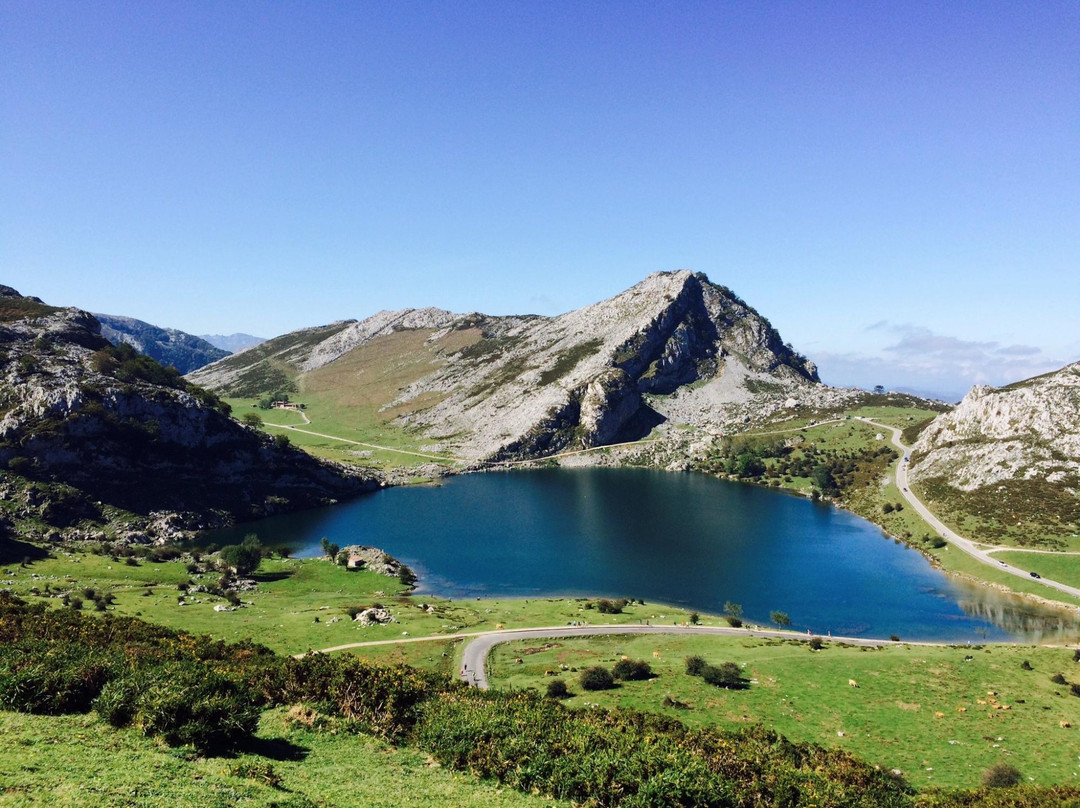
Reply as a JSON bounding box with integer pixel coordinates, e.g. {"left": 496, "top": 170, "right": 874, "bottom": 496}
{"left": 190, "top": 270, "right": 837, "bottom": 462}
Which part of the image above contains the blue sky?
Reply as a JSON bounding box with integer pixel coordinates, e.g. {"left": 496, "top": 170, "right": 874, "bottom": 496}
{"left": 3, "top": 1, "right": 1077, "bottom": 400}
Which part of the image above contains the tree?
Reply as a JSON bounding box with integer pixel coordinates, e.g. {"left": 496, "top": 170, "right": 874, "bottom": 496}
{"left": 873, "top": 385, "right": 885, "bottom": 395}
{"left": 723, "top": 601, "right": 743, "bottom": 627}
{"left": 219, "top": 534, "right": 263, "bottom": 576}
{"left": 770, "top": 610, "right": 791, "bottom": 629}
{"left": 733, "top": 452, "right": 765, "bottom": 478}
{"left": 320, "top": 537, "right": 339, "bottom": 560}
{"left": 273, "top": 433, "right": 291, "bottom": 449}
{"left": 810, "top": 465, "right": 838, "bottom": 496}
{"left": 688, "top": 611, "right": 700, "bottom": 625}
{"left": 241, "top": 412, "right": 262, "bottom": 428}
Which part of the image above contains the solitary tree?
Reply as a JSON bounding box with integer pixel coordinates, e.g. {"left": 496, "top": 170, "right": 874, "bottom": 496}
{"left": 241, "top": 412, "right": 263, "bottom": 428}
{"left": 320, "top": 537, "right": 340, "bottom": 560}
{"left": 220, "top": 534, "right": 263, "bottom": 576}
{"left": 770, "top": 610, "right": 791, "bottom": 629}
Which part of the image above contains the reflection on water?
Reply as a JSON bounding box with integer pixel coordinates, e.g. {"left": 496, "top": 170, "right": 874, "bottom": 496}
{"left": 954, "top": 582, "right": 1080, "bottom": 643}
{"left": 204, "top": 468, "right": 1080, "bottom": 643}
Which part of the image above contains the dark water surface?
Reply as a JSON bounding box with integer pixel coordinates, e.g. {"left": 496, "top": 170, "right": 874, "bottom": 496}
{"left": 209, "top": 468, "right": 1078, "bottom": 642}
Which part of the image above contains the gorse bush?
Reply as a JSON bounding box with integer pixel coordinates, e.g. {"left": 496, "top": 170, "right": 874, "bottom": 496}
{"left": 94, "top": 661, "right": 260, "bottom": 752}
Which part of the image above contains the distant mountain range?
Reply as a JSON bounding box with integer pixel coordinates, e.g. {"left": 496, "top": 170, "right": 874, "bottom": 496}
{"left": 199, "top": 332, "right": 266, "bottom": 353}
{"left": 189, "top": 271, "right": 856, "bottom": 462}
{"left": 94, "top": 313, "right": 230, "bottom": 374}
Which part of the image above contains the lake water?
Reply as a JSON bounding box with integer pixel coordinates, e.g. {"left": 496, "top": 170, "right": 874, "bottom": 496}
{"left": 207, "top": 468, "right": 1078, "bottom": 642}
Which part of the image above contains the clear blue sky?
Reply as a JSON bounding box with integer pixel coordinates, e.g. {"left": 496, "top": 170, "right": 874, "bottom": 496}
{"left": 3, "top": 1, "right": 1077, "bottom": 399}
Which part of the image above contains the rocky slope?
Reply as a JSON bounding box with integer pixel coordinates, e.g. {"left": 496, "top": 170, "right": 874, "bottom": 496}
{"left": 908, "top": 362, "right": 1080, "bottom": 546}
{"left": 910, "top": 363, "right": 1080, "bottom": 490}
{"left": 0, "top": 287, "right": 379, "bottom": 542}
{"left": 190, "top": 271, "right": 859, "bottom": 462}
{"left": 95, "top": 313, "right": 230, "bottom": 373}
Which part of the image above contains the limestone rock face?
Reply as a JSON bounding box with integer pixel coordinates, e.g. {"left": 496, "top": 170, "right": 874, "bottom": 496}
{"left": 910, "top": 362, "right": 1080, "bottom": 491}
{"left": 190, "top": 271, "right": 845, "bottom": 462}
{"left": 0, "top": 290, "right": 379, "bottom": 537}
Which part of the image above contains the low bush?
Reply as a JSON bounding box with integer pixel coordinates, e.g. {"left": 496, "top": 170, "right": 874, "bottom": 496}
{"left": 0, "top": 645, "right": 116, "bottom": 714}
{"left": 612, "top": 658, "right": 653, "bottom": 681}
{"left": 685, "top": 654, "right": 707, "bottom": 676}
{"left": 545, "top": 679, "right": 570, "bottom": 699}
{"left": 702, "top": 662, "right": 748, "bottom": 690}
{"left": 94, "top": 661, "right": 260, "bottom": 752}
{"left": 980, "top": 762, "right": 1023, "bottom": 789}
{"left": 579, "top": 666, "right": 615, "bottom": 691}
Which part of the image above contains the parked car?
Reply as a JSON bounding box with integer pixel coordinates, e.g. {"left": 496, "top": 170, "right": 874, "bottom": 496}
{"left": 1030, "top": 571, "right": 1041, "bottom": 578}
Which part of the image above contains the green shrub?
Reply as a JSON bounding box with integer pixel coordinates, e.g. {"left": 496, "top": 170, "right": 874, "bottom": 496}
{"left": 94, "top": 661, "right": 260, "bottom": 753}
{"left": 612, "top": 658, "right": 653, "bottom": 681}
{"left": 545, "top": 679, "right": 570, "bottom": 699}
{"left": 685, "top": 655, "right": 707, "bottom": 676}
{"left": 0, "top": 645, "right": 116, "bottom": 714}
{"left": 579, "top": 666, "right": 615, "bottom": 691}
{"left": 702, "top": 662, "right": 748, "bottom": 690}
{"left": 980, "top": 762, "right": 1023, "bottom": 789}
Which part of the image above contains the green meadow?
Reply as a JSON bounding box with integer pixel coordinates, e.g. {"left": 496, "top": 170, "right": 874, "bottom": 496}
{"left": 0, "top": 708, "right": 567, "bottom": 808}
{"left": 487, "top": 633, "right": 1080, "bottom": 791}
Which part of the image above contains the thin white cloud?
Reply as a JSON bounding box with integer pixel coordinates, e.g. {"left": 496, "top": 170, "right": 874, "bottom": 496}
{"left": 811, "top": 323, "right": 1069, "bottom": 400}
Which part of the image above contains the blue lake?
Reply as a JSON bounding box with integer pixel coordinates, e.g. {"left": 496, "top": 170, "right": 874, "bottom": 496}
{"left": 208, "top": 468, "right": 1078, "bottom": 642}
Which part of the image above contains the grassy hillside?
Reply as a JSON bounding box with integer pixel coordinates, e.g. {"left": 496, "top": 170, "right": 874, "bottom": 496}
{"left": 487, "top": 634, "right": 1080, "bottom": 791}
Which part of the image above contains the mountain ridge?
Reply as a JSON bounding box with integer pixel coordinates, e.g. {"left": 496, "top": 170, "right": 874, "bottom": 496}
{"left": 189, "top": 271, "right": 853, "bottom": 462}
{"left": 94, "top": 313, "right": 230, "bottom": 374}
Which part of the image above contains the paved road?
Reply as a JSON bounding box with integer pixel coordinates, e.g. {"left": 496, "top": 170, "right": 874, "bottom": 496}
{"left": 859, "top": 418, "right": 1080, "bottom": 601}
{"left": 456, "top": 624, "right": 923, "bottom": 689}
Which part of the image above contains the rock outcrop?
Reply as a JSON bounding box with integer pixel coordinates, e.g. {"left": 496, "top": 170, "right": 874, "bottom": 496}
{"left": 910, "top": 363, "right": 1080, "bottom": 491}
{"left": 0, "top": 288, "right": 379, "bottom": 540}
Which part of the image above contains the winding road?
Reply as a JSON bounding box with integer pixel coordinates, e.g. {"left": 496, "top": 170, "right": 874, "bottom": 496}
{"left": 859, "top": 418, "right": 1080, "bottom": 601}
{"left": 456, "top": 624, "right": 918, "bottom": 689}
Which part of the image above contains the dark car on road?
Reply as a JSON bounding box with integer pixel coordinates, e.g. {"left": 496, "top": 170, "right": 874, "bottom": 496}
{"left": 1030, "top": 571, "right": 1041, "bottom": 578}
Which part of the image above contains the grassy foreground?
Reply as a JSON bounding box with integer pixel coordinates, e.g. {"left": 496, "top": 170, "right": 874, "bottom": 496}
{"left": 5, "top": 549, "right": 1080, "bottom": 805}
{"left": 487, "top": 634, "right": 1080, "bottom": 790}
{"left": 0, "top": 708, "right": 565, "bottom": 808}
